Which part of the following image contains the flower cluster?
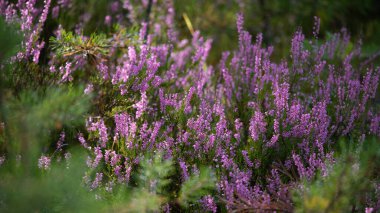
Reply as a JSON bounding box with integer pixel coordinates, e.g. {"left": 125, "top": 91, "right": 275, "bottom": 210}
{"left": 1, "top": 0, "right": 379, "bottom": 212}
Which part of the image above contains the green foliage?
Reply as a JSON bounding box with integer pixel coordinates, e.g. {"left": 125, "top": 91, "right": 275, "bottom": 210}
{"left": 0, "top": 17, "right": 22, "bottom": 104}
{"left": 293, "top": 138, "right": 380, "bottom": 212}
{"left": 0, "top": 21, "right": 97, "bottom": 210}
{"left": 108, "top": 153, "right": 216, "bottom": 212}
{"left": 0, "top": 150, "right": 103, "bottom": 213}
{"left": 7, "top": 86, "right": 91, "bottom": 129}
{"left": 123, "top": 189, "right": 165, "bottom": 212}
{"left": 178, "top": 167, "right": 216, "bottom": 207}
{"left": 0, "top": 22, "right": 94, "bottom": 212}
{"left": 2, "top": 86, "right": 91, "bottom": 163}
{"left": 0, "top": 17, "right": 22, "bottom": 63}
{"left": 50, "top": 29, "right": 110, "bottom": 61}
{"left": 138, "top": 153, "right": 174, "bottom": 194}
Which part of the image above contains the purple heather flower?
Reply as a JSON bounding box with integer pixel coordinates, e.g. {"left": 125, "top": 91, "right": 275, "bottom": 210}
{"left": 105, "top": 181, "right": 114, "bottom": 193}
{"left": 91, "top": 172, "right": 103, "bottom": 189}
{"left": 97, "top": 62, "right": 109, "bottom": 79}
{"left": 220, "top": 152, "right": 234, "bottom": 169}
{"left": 234, "top": 118, "right": 243, "bottom": 141}
{"left": 200, "top": 195, "right": 217, "bottom": 213}
{"left": 268, "top": 134, "right": 280, "bottom": 147}
{"left": 267, "top": 169, "right": 281, "bottom": 194}
{"left": 242, "top": 150, "right": 253, "bottom": 168}
{"left": 78, "top": 133, "right": 88, "bottom": 148}
{"left": 236, "top": 12, "right": 244, "bottom": 35}
{"left": 104, "top": 150, "right": 111, "bottom": 163}
{"left": 312, "top": 102, "right": 329, "bottom": 145}
{"left": 38, "top": 155, "right": 51, "bottom": 170}
{"left": 133, "top": 92, "right": 148, "bottom": 119}
{"left": 184, "top": 87, "right": 195, "bottom": 114}
{"left": 313, "top": 16, "right": 321, "bottom": 38}
{"left": 87, "top": 118, "right": 108, "bottom": 148}
{"left": 162, "top": 203, "right": 171, "bottom": 213}
{"left": 84, "top": 84, "right": 94, "bottom": 94}
{"left": 110, "top": 152, "right": 120, "bottom": 167}
{"left": 139, "top": 22, "right": 147, "bottom": 42}
{"left": 205, "top": 134, "right": 215, "bottom": 151}
{"left": 60, "top": 62, "right": 73, "bottom": 82}
{"left": 114, "top": 113, "right": 129, "bottom": 138}
{"left": 64, "top": 152, "right": 71, "bottom": 161}
{"left": 273, "top": 118, "right": 280, "bottom": 134}
{"left": 88, "top": 146, "right": 102, "bottom": 168}
{"left": 273, "top": 82, "right": 290, "bottom": 114}
{"left": 149, "top": 121, "right": 162, "bottom": 148}
{"left": 56, "top": 131, "right": 65, "bottom": 151}
{"left": 249, "top": 110, "right": 267, "bottom": 141}
{"left": 179, "top": 160, "right": 189, "bottom": 181}
{"left": 370, "top": 114, "right": 380, "bottom": 136}
{"left": 103, "top": 15, "right": 114, "bottom": 26}
{"left": 291, "top": 30, "right": 304, "bottom": 58}
{"left": 39, "top": 0, "right": 51, "bottom": 25}
{"left": 52, "top": 6, "right": 59, "bottom": 18}
{"left": 125, "top": 164, "right": 132, "bottom": 183}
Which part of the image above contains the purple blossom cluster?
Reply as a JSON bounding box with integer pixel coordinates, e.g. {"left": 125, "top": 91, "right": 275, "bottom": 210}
{"left": 1, "top": 0, "right": 52, "bottom": 63}
{"left": 38, "top": 155, "right": 51, "bottom": 170}
{"left": 1, "top": 0, "right": 379, "bottom": 211}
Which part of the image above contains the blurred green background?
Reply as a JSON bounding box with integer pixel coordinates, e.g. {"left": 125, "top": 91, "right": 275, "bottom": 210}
{"left": 19, "top": 0, "right": 380, "bottom": 65}
{"left": 173, "top": 0, "right": 380, "bottom": 63}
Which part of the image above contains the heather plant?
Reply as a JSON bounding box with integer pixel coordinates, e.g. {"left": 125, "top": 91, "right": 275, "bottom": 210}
{"left": 293, "top": 137, "right": 380, "bottom": 213}
{"left": 0, "top": 0, "right": 379, "bottom": 212}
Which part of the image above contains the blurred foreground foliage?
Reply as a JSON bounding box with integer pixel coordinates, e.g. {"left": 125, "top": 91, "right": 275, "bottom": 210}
{"left": 293, "top": 137, "right": 380, "bottom": 213}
